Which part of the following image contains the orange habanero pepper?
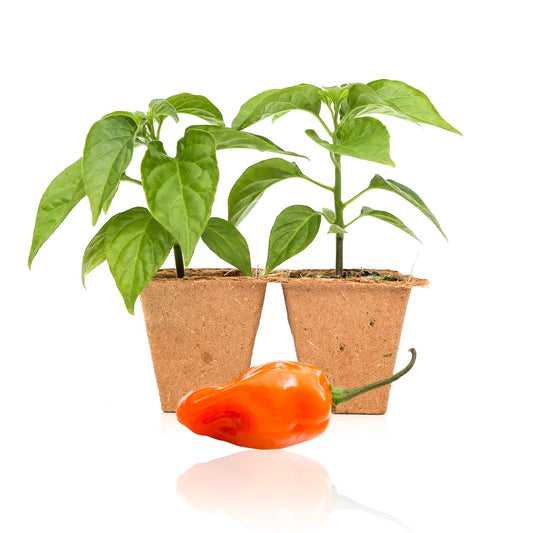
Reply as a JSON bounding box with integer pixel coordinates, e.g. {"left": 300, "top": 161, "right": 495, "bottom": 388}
{"left": 177, "top": 348, "right": 417, "bottom": 449}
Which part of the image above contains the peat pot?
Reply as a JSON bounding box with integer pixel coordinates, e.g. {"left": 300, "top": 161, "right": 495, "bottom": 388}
{"left": 278, "top": 269, "right": 428, "bottom": 414}
{"left": 140, "top": 269, "right": 267, "bottom": 412}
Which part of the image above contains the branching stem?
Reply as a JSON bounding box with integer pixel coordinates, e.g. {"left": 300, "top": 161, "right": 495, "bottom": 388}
{"left": 345, "top": 215, "right": 361, "bottom": 228}
{"left": 155, "top": 120, "right": 163, "bottom": 140}
{"left": 121, "top": 175, "right": 142, "bottom": 186}
{"left": 343, "top": 187, "right": 370, "bottom": 209}
{"left": 146, "top": 120, "right": 156, "bottom": 141}
{"left": 316, "top": 114, "right": 334, "bottom": 138}
{"left": 302, "top": 176, "right": 334, "bottom": 192}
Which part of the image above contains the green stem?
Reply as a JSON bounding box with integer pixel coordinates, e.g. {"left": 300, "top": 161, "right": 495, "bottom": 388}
{"left": 121, "top": 175, "right": 142, "bottom": 186}
{"left": 316, "top": 114, "right": 334, "bottom": 138}
{"left": 327, "top": 103, "right": 337, "bottom": 125}
{"left": 343, "top": 186, "right": 370, "bottom": 209}
{"left": 330, "top": 348, "right": 417, "bottom": 411}
{"left": 345, "top": 214, "right": 362, "bottom": 228}
{"left": 333, "top": 154, "right": 343, "bottom": 277}
{"left": 331, "top": 100, "right": 344, "bottom": 277}
{"left": 147, "top": 119, "right": 156, "bottom": 141}
{"left": 302, "top": 175, "right": 334, "bottom": 192}
{"left": 155, "top": 120, "right": 163, "bottom": 140}
{"left": 173, "top": 242, "right": 185, "bottom": 278}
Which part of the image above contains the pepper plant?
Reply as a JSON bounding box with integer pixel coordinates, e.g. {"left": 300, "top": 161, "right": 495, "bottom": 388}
{"left": 28, "top": 93, "right": 303, "bottom": 313}
{"left": 226, "top": 80, "right": 461, "bottom": 277}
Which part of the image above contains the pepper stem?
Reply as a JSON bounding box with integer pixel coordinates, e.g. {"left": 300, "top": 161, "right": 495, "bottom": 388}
{"left": 330, "top": 348, "right": 417, "bottom": 411}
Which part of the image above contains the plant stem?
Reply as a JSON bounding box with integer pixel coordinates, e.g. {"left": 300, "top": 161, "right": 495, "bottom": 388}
{"left": 173, "top": 242, "right": 185, "bottom": 278}
{"left": 345, "top": 214, "right": 361, "bottom": 228}
{"left": 335, "top": 234, "right": 344, "bottom": 277}
{"left": 121, "top": 175, "right": 143, "bottom": 186}
{"left": 333, "top": 154, "right": 344, "bottom": 277}
{"left": 302, "top": 175, "right": 334, "bottom": 192}
{"left": 331, "top": 101, "right": 344, "bottom": 277}
{"left": 155, "top": 120, "right": 163, "bottom": 140}
{"left": 147, "top": 119, "right": 156, "bottom": 141}
{"left": 316, "top": 114, "right": 334, "bottom": 138}
{"left": 343, "top": 186, "right": 369, "bottom": 209}
{"left": 330, "top": 348, "right": 417, "bottom": 411}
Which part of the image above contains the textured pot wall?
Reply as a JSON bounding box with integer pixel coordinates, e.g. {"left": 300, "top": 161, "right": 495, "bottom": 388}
{"left": 281, "top": 277, "right": 419, "bottom": 414}
{"left": 140, "top": 270, "right": 266, "bottom": 412}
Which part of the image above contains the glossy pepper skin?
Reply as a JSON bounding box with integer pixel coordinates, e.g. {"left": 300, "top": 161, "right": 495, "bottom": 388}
{"left": 177, "top": 361, "right": 331, "bottom": 449}
{"left": 177, "top": 349, "right": 416, "bottom": 449}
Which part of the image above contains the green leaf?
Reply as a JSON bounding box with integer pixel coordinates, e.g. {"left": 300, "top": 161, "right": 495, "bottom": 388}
{"left": 166, "top": 93, "right": 224, "bottom": 126}
{"left": 357, "top": 206, "right": 421, "bottom": 243}
{"left": 105, "top": 207, "right": 174, "bottom": 314}
{"left": 328, "top": 224, "right": 346, "bottom": 234}
{"left": 272, "top": 110, "right": 290, "bottom": 123}
{"left": 28, "top": 159, "right": 86, "bottom": 268}
{"left": 140, "top": 130, "right": 219, "bottom": 265}
{"left": 102, "top": 180, "right": 119, "bottom": 214}
{"left": 81, "top": 219, "right": 111, "bottom": 287}
{"left": 201, "top": 217, "right": 252, "bottom": 276}
{"left": 228, "top": 158, "right": 307, "bottom": 227}
{"left": 322, "top": 208, "right": 336, "bottom": 224}
{"left": 319, "top": 85, "right": 351, "bottom": 107}
{"left": 83, "top": 115, "right": 138, "bottom": 224}
{"left": 265, "top": 205, "right": 321, "bottom": 275}
{"left": 306, "top": 117, "right": 395, "bottom": 166}
{"left": 344, "top": 83, "right": 415, "bottom": 122}
{"left": 232, "top": 84, "right": 322, "bottom": 130}
{"left": 148, "top": 99, "right": 179, "bottom": 123}
{"left": 367, "top": 175, "right": 447, "bottom": 239}
{"left": 367, "top": 79, "right": 462, "bottom": 134}
{"left": 102, "top": 173, "right": 143, "bottom": 213}
{"left": 102, "top": 110, "right": 146, "bottom": 125}
{"left": 186, "top": 125, "right": 306, "bottom": 158}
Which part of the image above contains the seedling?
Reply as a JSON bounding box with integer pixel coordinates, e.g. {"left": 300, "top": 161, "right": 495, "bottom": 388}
{"left": 28, "top": 93, "right": 301, "bottom": 312}
{"left": 226, "top": 80, "right": 461, "bottom": 277}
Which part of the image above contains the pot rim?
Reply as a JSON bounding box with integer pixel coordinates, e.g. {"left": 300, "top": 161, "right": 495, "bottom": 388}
{"left": 151, "top": 267, "right": 428, "bottom": 287}
{"left": 266, "top": 268, "right": 428, "bottom": 287}
{"left": 151, "top": 268, "right": 267, "bottom": 283}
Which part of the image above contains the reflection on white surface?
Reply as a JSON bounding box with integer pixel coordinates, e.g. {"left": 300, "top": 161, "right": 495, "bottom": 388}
{"left": 327, "top": 411, "right": 389, "bottom": 441}
{"left": 177, "top": 450, "right": 411, "bottom": 532}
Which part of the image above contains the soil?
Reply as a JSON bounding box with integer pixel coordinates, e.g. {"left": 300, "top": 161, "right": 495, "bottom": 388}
{"left": 152, "top": 268, "right": 264, "bottom": 281}
{"left": 267, "top": 268, "right": 428, "bottom": 287}
{"left": 152, "top": 267, "right": 428, "bottom": 287}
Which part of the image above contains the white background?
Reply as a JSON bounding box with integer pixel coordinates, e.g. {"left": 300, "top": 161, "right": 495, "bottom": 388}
{"left": 2, "top": 1, "right": 532, "bottom": 531}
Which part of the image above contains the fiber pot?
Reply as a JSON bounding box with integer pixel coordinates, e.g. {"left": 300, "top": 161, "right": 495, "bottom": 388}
{"left": 278, "top": 269, "right": 428, "bottom": 414}
{"left": 140, "top": 269, "right": 267, "bottom": 412}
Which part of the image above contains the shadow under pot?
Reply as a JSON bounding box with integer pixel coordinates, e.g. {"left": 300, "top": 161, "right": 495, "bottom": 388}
{"left": 140, "top": 269, "right": 267, "bottom": 413}
{"left": 278, "top": 269, "right": 428, "bottom": 414}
